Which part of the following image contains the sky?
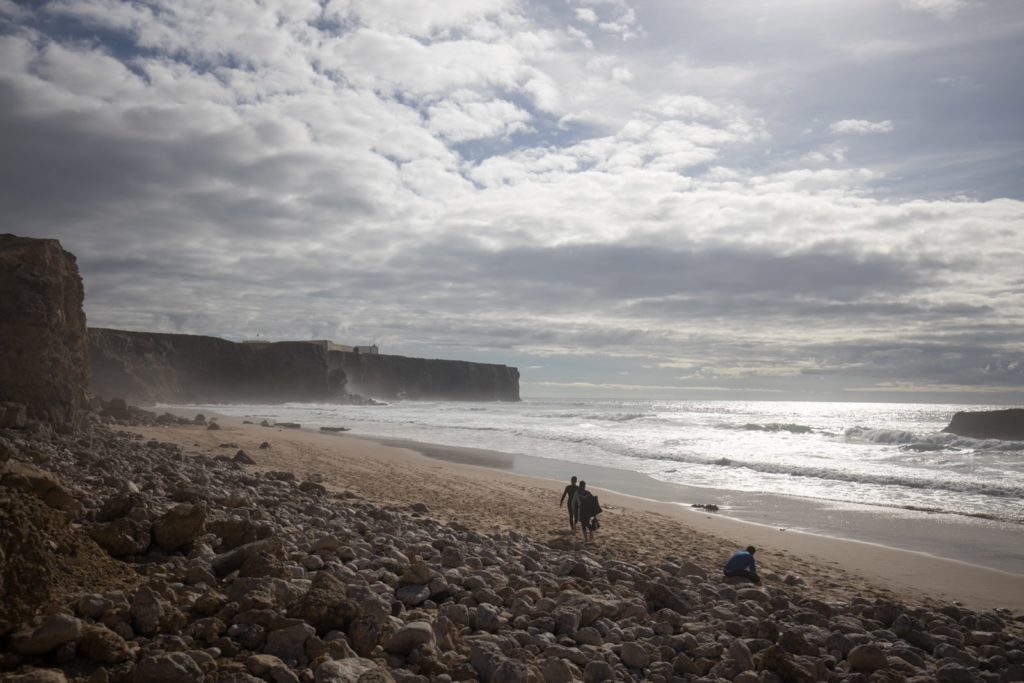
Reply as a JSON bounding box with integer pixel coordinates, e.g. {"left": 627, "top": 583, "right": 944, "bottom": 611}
{"left": 2, "top": 0, "right": 1023, "bottom": 403}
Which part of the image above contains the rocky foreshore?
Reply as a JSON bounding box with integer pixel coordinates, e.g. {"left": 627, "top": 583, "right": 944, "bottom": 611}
{"left": 2, "top": 414, "right": 1023, "bottom": 683}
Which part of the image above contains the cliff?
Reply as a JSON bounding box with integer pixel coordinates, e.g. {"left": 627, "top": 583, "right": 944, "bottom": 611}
{"left": 89, "top": 330, "right": 341, "bottom": 404}
{"left": 943, "top": 408, "right": 1024, "bottom": 441}
{"left": 331, "top": 351, "right": 520, "bottom": 402}
{"left": 0, "top": 234, "right": 89, "bottom": 428}
{"left": 89, "top": 329, "right": 520, "bottom": 404}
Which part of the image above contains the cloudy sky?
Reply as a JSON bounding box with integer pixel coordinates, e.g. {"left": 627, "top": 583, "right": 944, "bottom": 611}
{"left": 3, "top": 0, "right": 1023, "bottom": 402}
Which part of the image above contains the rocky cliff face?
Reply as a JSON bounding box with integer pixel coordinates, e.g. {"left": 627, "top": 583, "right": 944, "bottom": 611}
{"left": 89, "top": 330, "right": 340, "bottom": 404}
{"left": 89, "top": 329, "right": 520, "bottom": 404}
{"left": 331, "top": 351, "right": 520, "bottom": 401}
{"left": 0, "top": 234, "right": 89, "bottom": 429}
{"left": 943, "top": 408, "right": 1024, "bottom": 441}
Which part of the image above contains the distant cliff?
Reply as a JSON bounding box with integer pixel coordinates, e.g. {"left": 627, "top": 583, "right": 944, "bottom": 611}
{"left": 89, "top": 329, "right": 341, "bottom": 404}
{"left": 89, "top": 329, "right": 519, "bottom": 404}
{"left": 331, "top": 351, "right": 520, "bottom": 402}
{"left": 943, "top": 408, "right": 1024, "bottom": 441}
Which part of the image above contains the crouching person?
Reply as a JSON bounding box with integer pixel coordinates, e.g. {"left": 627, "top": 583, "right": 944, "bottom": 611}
{"left": 723, "top": 545, "right": 761, "bottom": 584}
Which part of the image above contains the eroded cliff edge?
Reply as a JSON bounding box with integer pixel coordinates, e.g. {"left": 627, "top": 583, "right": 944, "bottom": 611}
{"left": 89, "top": 329, "right": 520, "bottom": 403}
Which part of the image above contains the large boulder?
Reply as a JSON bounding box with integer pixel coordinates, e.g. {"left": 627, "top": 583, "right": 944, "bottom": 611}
{"left": 152, "top": 504, "right": 206, "bottom": 552}
{"left": 944, "top": 409, "right": 1024, "bottom": 440}
{"left": 0, "top": 235, "right": 89, "bottom": 429}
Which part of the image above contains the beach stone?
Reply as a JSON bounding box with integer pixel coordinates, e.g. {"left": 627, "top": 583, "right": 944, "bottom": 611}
{"left": 541, "top": 657, "right": 576, "bottom": 683}
{"left": 131, "top": 585, "right": 165, "bottom": 637}
{"left": 233, "top": 450, "right": 256, "bottom": 464}
{"left": 759, "top": 645, "right": 814, "bottom": 683}
{"left": 153, "top": 503, "right": 206, "bottom": 552}
{"left": 780, "top": 628, "right": 818, "bottom": 656}
{"left": 729, "top": 638, "right": 755, "bottom": 671}
{"left": 79, "top": 624, "right": 131, "bottom": 663}
{"left": 736, "top": 587, "right": 770, "bottom": 603}
{"left": 396, "top": 584, "right": 430, "bottom": 607}
{"left": 4, "top": 670, "right": 68, "bottom": 682}
{"left": 347, "top": 614, "right": 386, "bottom": 657}
{"left": 475, "top": 603, "right": 504, "bottom": 632}
{"left": 90, "top": 517, "right": 151, "bottom": 556}
{"left": 620, "top": 640, "right": 649, "bottom": 669}
{"left": 935, "top": 663, "right": 981, "bottom": 683}
{"left": 287, "top": 571, "right": 357, "bottom": 634}
{"left": 491, "top": 659, "right": 530, "bottom": 683}
{"left": 384, "top": 621, "right": 435, "bottom": 655}
{"left": 10, "top": 613, "right": 83, "bottom": 655}
{"left": 315, "top": 658, "right": 391, "bottom": 683}
{"left": 264, "top": 622, "right": 315, "bottom": 662}
{"left": 583, "top": 660, "right": 616, "bottom": 683}
{"left": 133, "top": 652, "right": 204, "bottom": 683}
{"left": 848, "top": 643, "right": 889, "bottom": 671}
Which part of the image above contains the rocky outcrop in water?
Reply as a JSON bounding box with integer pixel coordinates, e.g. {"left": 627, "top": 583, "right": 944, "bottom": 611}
{"left": 89, "top": 329, "right": 520, "bottom": 404}
{"left": 943, "top": 409, "right": 1024, "bottom": 441}
{"left": 0, "top": 234, "right": 89, "bottom": 430}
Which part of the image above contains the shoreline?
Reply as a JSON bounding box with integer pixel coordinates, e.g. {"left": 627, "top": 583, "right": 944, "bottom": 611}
{"left": 374, "top": 435, "right": 1024, "bottom": 576}
{"left": 137, "top": 414, "right": 1024, "bottom": 614}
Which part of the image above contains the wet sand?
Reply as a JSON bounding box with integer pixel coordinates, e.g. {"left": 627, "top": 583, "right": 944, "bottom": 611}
{"left": 133, "top": 417, "right": 1024, "bottom": 615}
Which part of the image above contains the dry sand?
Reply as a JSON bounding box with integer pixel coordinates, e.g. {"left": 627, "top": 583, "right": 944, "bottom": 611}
{"left": 131, "top": 416, "right": 1024, "bottom": 616}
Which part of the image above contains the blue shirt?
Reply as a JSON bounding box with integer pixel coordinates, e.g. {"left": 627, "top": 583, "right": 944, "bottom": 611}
{"left": 724, "top": 550, "right": 757, "bottom": 575}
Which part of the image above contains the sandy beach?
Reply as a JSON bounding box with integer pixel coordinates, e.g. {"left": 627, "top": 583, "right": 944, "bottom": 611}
{"left": 132, "top": 416, "right": 1024, "bottom": 616}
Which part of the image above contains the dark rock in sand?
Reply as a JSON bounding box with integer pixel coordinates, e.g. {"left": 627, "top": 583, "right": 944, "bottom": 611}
{"left": 233, "top": 450, "right": 256, "bottom": 464}
{"left": 943, "top": 409, "right": 1024, "bottom": 440}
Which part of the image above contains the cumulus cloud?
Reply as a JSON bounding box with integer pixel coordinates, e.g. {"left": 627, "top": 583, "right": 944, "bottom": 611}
{"left": 829, "top": 119, "right": 895, "bottom": 135}
{"left": 900, "top": 0, "right": 971, "bottom": 19}
{"left": 1, "top": 0, "right": 1023, "bottom": 400}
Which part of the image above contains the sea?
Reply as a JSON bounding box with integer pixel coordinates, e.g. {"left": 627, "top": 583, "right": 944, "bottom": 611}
{"left": 167, "top": 398, "right": 1024, "bottom": 572}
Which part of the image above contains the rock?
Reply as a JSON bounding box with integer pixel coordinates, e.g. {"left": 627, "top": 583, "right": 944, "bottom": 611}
{"left": 131, "top": 585, "right": 165, "bottom": 637}
{"left": 943, "top": 409, "right": 1024, "bottom": 440}
{"left": 132, "top": 652, "right": 205, "bottom": 683}
{"left": 935, "top": 663, "right": 981, "bottom": 683}
{"left": 233, "top": 450, "right": 256, "bottom": 464}
{"left": 211, "top": 538, "right": 277, "bottom": 576}
{"left": 583, "top": 660, "right": 616, "bottom": 683}
{"left": 396, "top": 584, "right": 430, "bottom": 607}
{"left": 759, "top": 645, "right": 814, "bottom": 683}
{"left": 10, "top": 613, "right": 83, "bottom": 655}
{"left": 89, "top": 517, "right": 152, "bottom": 556}
{"left": 259, "top": 441, "right": 271, "bottom": 449}
{"left": 0, "top": 235, "right": 90, "bottom": 428}
{"left": 620, "top": 640, "right": 649, "bottom": 668}
{"left": 315, "top": 658, "right": 393, "bottom": 683}
{"left": 0, "top": 462, "right": 75, "bottom": 511}
{"left": 287, "top": 571, "right": 357, "bottom": 634}
{"left": 4, "top": 670, "right": 68, "bottom": 682}
{"left": 264, "top": 622, "right": 315, "bottom": 662}
{"left": 0, "top": 401, "right": 28, "bottom": 429}
{"left": 384, "top": 621, "right": 435, "bottom": 655}
{"left": 207, "top": 422, "right": 221, "bottom": 430}
{"left": 541, "top": 657, "right": 576, "bottom": 683}
{"left": 153, "top": 503, "right": 206, "bottom": 552}
{"left": 79, "top": 624, "right": 131, "bottom": 663}
{"left": 848, "top": 643, "right": 888, "bottom": 672}
{"left": 491, "top": 659, "right": 530, "bottom": 683}
{"left": 729, "top": 638, "right": 755, "bottom": 671}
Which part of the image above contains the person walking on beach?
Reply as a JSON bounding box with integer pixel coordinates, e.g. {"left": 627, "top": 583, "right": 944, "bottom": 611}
{"left": 559, "top": 475, "right": 580, "bottom": 531}
{"left": 573, "top": 480, "right": 598, "bottom": 542}
{"left": 723, "top": 546, "right": 761, "bottom": 584}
